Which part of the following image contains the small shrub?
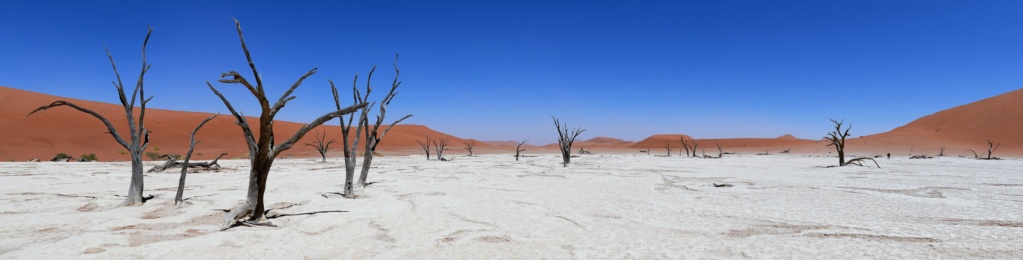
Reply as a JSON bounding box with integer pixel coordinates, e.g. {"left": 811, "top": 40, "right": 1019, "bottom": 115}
{"left": 117, "top": 150, "right": 127, "bottom": 155}
{"left": 80, "top": 153, "right": 98, "bottom": 162}
{"left": 52, "top": 153, "right": 73, "bottom": 161}
{"left": 145, "top": 152, "right": 161, "bottom": 160}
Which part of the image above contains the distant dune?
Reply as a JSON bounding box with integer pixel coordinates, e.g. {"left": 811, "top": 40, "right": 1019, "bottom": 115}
{"left": 849, "top": 88, "right": 1023, "bottom": 157}
{"left": 3, "top": 85, "right": 1022, "bottom": 160}
{"left": 0, "top": 86, "right": 462, "bottom": 161}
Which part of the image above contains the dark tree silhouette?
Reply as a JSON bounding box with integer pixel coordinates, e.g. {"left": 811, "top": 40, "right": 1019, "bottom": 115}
{"left": 211, "top": 19, "right": 368, "bottom": 228}
{"left": 28, "top": 26, "right": 154, "bottom": 207}
{"left": 824, "top": 119, "right": 879, "bottom": 168}
{"left": 463, "top": 139, "right": 477, "bottom": 156}
{"left": 515, "top": 139, "right": 528, "bottom": 161}
{"left": 552, "top": 116, "right": 585, "bottom": 167}
{"left": 433, "top": 137, "right": 450, "bottom": 160}
{"left": 415, "top": 136, "right": 432, "bottom": 160}
{"left": 304, "top": 130, "right": 336, "bottom": 163}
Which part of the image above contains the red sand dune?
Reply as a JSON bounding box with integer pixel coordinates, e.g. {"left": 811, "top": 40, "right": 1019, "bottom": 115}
{"left": 0, "top": 86, "right": 463, "bottom": 161}
{"left": 629, "top": 134, "right": 817, "bottom": 154}
{"left": 4, "top": 85, "right": 1022, "bottom": 160}
{"left": 846, "top": 87, "right": 1023, "bottom": 157}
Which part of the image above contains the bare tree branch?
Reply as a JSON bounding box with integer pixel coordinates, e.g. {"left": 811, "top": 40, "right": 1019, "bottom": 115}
{"left": 28, "top": 101, "right": 131, "bottom": 150}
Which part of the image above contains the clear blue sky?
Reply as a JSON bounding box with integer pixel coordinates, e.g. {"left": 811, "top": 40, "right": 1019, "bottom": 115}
{"left": 2, "top": 1, "right": 1021, "bottom": 143}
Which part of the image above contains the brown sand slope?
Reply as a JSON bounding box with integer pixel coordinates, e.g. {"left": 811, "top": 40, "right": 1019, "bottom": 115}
{"left": 630, "top": 134, "right": 817, "bottom": 154}
{"left": 0, "top": 86, "right": 460, "bottom": 161}
{"left": 851, "top": 87, "right": 1023, "bottom": 157}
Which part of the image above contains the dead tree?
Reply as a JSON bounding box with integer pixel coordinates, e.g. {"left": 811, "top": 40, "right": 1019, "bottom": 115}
{"left": 355, "top": 56, "right": 412, "bottom": 189}
{"left": 824, "top": 119, "right": 851, "bottom": 166}
{"left": 824, "top": 119, "right": 879, "bottom": 168}
{"left": 175, "top": 114, "right": 218, "bottom": 204}
{"left": 28, "top": 26, "right": 154, "bottom": 207}
{"left": 330, "top": 70, "right": 371, "bottom": 198}
{"left": 415, "top": 136, "right": 432, "bottom": 160}
{"left": 679, "top": 137, "right": 691, "bottom": 157}
{"left": 304, "top": 130, "right": 336, "bottom": 163}
{"left": 211, "top": 19, "right": 368, "bottom": 228}
{"left": 433, "top": 137, "right": 450, "bottom": 161}
{"left": 716, "top": 143, "right": 723, "bottom": 158}
{"left": 552, "top": 116, "right": 585, "bottom": 167}
{"left": 982, "top": 140, "right": 1001, "bottom": 160}
{"left": 463, "top": 139, "right": 477, "bottom": 157}
{"left": 663, "top": 141, "right": 673, "bottom": 156}
{"left": 515, "top": 139, "right": 528, "bottom": 161}
{"left": 939, "top": 147, "right": 946, "bottom": 156}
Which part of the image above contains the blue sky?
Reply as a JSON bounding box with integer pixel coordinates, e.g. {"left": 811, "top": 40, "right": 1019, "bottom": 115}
{"left": 2, "top": 1, "right": 1021, "bottom": 143}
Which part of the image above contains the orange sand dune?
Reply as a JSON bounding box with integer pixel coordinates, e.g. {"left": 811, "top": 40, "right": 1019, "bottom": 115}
{"left": 0, "top": 86, "right": 461, "bottom": 161}
{"left": 849, "top": 87, "right": 1023, "bottom": 157}
{"left": 629, "top": 134, "right": 817, "bottom": 155}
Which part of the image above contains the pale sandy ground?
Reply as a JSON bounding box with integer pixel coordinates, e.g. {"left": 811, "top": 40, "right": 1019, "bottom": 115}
{"left": 1, "top": 154, "right": 1021, "bottom": 258}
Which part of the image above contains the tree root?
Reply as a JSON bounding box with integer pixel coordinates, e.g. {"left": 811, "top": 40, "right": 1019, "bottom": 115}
{"left": 846, "top": 157, "right": 881, "bottom": 168}
{"left": 221, "top": 201, "right": 255, "bottom": 230}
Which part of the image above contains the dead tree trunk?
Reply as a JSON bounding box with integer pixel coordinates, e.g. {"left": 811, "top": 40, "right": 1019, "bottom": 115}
{"left": 939, "top": 147, "right": 946, "bottom": 156}
{"left": 355, "top": 55, "right": 412, "bottom": 189}
{"left": 211, "top": 19, "right": 368, "bottom": 228}
{"left": 716, "top": 143, "right": 723, "bottom": 158}
{"left": 432, "top": 137, "right": 450, "bottom": 161}
{"left": 824, "top": 119, "right": 851, "bottom": 166}
{"left": 679, "top": 137, "right": 691, "bottom": 157}
{"left": 330, "top": 71, "right": 371, "bottom": 198}
{"left": 663, "top": 141, "right": 672, "bottom": 156}
{"left": 415, "top": 136, "right": 432, "bottom": 160}
{"left": 175, "top": 114, "right": 218, "bottom": 204}
{"left": 690, "top": 141, "right": 700, "bottom": 158}
{"left": 984, "top": 140, "right": 1001, "bottom": 160}
{"left": 28, "top": 26, "right": 154, "bottom": 207}
{"left": 304, "top": 130, "right": 336, "bottom": 163}
{"left": 552, "top": 116, "right": 585, "bottom": 167}
{"left": 515, "top": 139, "right": 528, "bottom": 161}
{"left": 463, "top": 139, "right": 476, "bottom": 157}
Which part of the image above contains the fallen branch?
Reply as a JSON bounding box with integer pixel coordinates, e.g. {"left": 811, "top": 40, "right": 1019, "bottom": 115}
{"left": 845, "top": 157, "right": 881, "bottom": 168}
{"left": 148, "top": 153, "right": 227, "bottom": 172}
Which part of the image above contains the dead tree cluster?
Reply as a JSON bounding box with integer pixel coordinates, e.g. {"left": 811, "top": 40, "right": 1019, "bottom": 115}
{"left": 824, "top": 119, "right": 879, "bottom": 168}
{"left": 679, "top": 136, "right": 699, "bottom": 158}
{"left": 344, "top": 58, "right": 412, "bottom": 193}
{"left": 553, "top": 116, "right": 585, "bottom": 167}
{"left": 29, "top": 26, "right": 154, "bottom": 206}
{"left": 968, "top": 140, "right": 1002, "bottom": 160}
